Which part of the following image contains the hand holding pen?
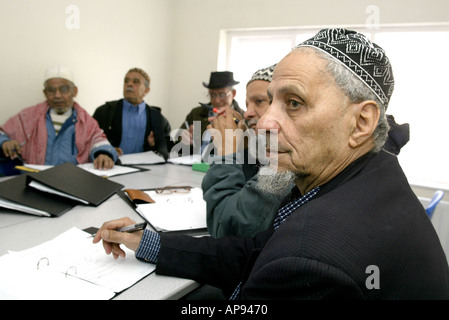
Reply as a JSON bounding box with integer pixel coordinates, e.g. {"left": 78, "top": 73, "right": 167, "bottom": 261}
{"left": 116, "top": 222, "right": 147, "bottom": 233}
{"left": 1, "top": 140, "right": 26, "bottom": 161}
{"left": 200, "top": 102, "right": 240, "bottom": 124}
{"left": 205, "top": 107, "right": 247, "bottom": 156}
{"left": 93, "top": 217, "right": 146, "bottom": 259}
{"left": 206, "top": 106, "right": 245, "bottom": 131}
{"left": 179, "top": 121, "right": 194, "bottom": 146}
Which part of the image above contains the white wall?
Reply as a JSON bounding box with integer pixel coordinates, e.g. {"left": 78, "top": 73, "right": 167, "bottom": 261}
{"left": 0, "top": 1, "right": 448, "bottom": 228}
{"left": 167, "top": 0, "right": 449, "bottom": 129}
{"left": 0, "top": 0, "right": 174, "bottom": 120}
{"left": 1, "top": 0, "right": 448, "bottom": 147}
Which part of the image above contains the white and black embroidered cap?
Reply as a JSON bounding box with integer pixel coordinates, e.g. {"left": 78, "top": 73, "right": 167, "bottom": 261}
{"left": 296, "top": 28, "right": 394, "bottom": 109}
{"left": 247, "top": 64, "right": 276, "bottom": 86}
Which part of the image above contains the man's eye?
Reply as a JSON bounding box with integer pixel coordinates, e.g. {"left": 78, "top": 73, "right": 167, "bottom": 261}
{"left": 59, "top": 86, "right": 70, "bottom": 94}
{"left": 288, "top": 99, "right": 302, "bottom": 109}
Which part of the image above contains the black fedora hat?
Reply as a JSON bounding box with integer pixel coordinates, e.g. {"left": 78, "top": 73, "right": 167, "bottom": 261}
{"left": 202, "top": 71, "right": 239, "bottom": 89}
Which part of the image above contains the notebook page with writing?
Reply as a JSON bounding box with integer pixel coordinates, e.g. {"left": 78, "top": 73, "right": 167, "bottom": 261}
{"left": 0, "top": 227, "right": 155, "bottom": 299}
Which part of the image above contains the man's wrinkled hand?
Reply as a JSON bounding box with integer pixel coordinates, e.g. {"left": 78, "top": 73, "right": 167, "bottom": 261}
{"left": 1, "top": 140, "right": 23, "bottom": 159}
{"left": 92, "top": 217, "right": 144, "bottom": 259}
{"left": 94, "top": 154, "right": 115, "bottom": 170}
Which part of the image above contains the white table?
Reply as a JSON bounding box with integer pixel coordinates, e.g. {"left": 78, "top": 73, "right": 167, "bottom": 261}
{"left": 0, "top": 163, "right": 206, "bottom": 299}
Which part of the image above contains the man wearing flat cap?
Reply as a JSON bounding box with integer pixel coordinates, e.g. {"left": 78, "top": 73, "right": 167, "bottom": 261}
{"left": 176, "top": 71, "right": 244, "bottom": 151}
{"left": 95, "top": 29, "right": 449, "bottom": 299}
{"left": 0, "top": 66, "right": 118, "bottom": 170}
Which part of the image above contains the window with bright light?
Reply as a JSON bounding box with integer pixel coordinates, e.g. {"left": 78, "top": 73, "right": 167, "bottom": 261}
{"left": 220, "top": 24, "right": 449, "bottom": 190}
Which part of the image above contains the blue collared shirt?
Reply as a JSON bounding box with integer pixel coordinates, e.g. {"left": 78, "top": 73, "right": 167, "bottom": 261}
{"left": 119, "top": 100, "right": 147, "bottom": 154}
{"left": 45, "top": 109, "right": 78, "bottom": 165}
{"left": 44, "top": 108, "right": 118, "bottom": 165}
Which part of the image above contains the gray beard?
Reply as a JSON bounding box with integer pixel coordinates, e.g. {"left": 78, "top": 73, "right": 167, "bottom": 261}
{"left": 256, "top": 166, "right": 296, "bottom": 196}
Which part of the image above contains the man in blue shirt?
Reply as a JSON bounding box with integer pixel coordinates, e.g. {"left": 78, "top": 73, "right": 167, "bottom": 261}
{"left": 93, "top": 68, "right": 172, "bottom": 159}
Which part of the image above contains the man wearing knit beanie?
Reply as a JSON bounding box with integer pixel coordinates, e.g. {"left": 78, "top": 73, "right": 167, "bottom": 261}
{"left": 244, "top": 65, "right": 276, "bottom": 130}
{"left": 202, "top": 64, "right": 286, "bottom": 240}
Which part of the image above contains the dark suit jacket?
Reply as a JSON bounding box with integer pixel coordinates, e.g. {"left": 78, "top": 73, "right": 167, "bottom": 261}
{"left": 93, "top": 99, "right": 172, "bottom": 159}
{"left": 156, "top": 150, "right": 449, "bottom": 299}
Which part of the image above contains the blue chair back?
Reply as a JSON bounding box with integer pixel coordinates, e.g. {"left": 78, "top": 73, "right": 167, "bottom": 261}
{"left": 426, "top": 190, "right": 445, "bottom": 219}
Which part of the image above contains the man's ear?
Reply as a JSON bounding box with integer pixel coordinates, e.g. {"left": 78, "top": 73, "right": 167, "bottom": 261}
{"left": 349, "top": 101, "right": 380, "bottom": 148}
{"left": 72, "top": 85, "right": 78, "bottom": 97}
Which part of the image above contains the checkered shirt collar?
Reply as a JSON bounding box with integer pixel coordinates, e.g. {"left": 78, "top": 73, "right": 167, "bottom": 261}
{"left": 273, "top": 187, "right": 320, "bottom": 230}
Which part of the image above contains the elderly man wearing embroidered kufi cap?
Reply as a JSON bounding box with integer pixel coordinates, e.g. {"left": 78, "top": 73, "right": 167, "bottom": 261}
{"left": 0, "top": 66, "right": 118, "bottom": 171}
{"left": 95, "top": 29, "right": 449, "bottom": 300}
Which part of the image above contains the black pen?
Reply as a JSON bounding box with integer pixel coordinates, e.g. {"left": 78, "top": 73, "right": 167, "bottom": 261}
{"left": 116, "top": 222, "right": 147, "bottom": 233}
{"left": 12, "top": 141, "right": 26, "bottom": 162}
{"left": 87, "top": 222, "right": 147, "bottom": 238}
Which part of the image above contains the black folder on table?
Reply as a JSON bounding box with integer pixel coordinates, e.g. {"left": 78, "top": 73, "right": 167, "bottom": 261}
{"left": 0, "top": 174, "right": 78, "bottom": 217}
{"left": 25, "top": 162, "right": 124, "bottom": 206}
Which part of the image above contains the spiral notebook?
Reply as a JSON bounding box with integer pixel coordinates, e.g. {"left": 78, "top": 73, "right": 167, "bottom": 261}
{"left": 0, "top": 227, "right": 155, "bottom": 299}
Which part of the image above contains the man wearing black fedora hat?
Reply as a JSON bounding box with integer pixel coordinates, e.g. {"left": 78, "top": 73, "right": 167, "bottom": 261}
{"left": 176, "top": 71, "right": 244, "bottom": 151}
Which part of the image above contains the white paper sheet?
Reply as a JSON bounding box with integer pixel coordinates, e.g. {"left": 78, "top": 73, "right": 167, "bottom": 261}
{"left": 0, "top": 197, "right": 50, "bottom": 217}
{"left": 77, "top": 163, "right": 140, "bottom": 177}
{"left": 28, "top": 180, "right": 90, "bottom": 204}
{"left": 0, "top": 227, "right": 155, "bottom": 299}
{"left": 133, "top": 187, "right": 207, "bottom": 232}
{"left": 119, "top": 151, "right": 166, "bottom": 165}
{"left": 25, "top": 163, "right": 140, "bottom": 178}
{"left": 167, "top": 154, "right": 202, "bottom": 165}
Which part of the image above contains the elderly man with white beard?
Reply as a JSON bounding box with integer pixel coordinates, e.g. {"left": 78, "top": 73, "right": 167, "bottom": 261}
{"left": 201, "top": 65, "right": 290, "bottom": 238}
{"left": 94, "top": 29, "right": 449, "bottom": 300}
